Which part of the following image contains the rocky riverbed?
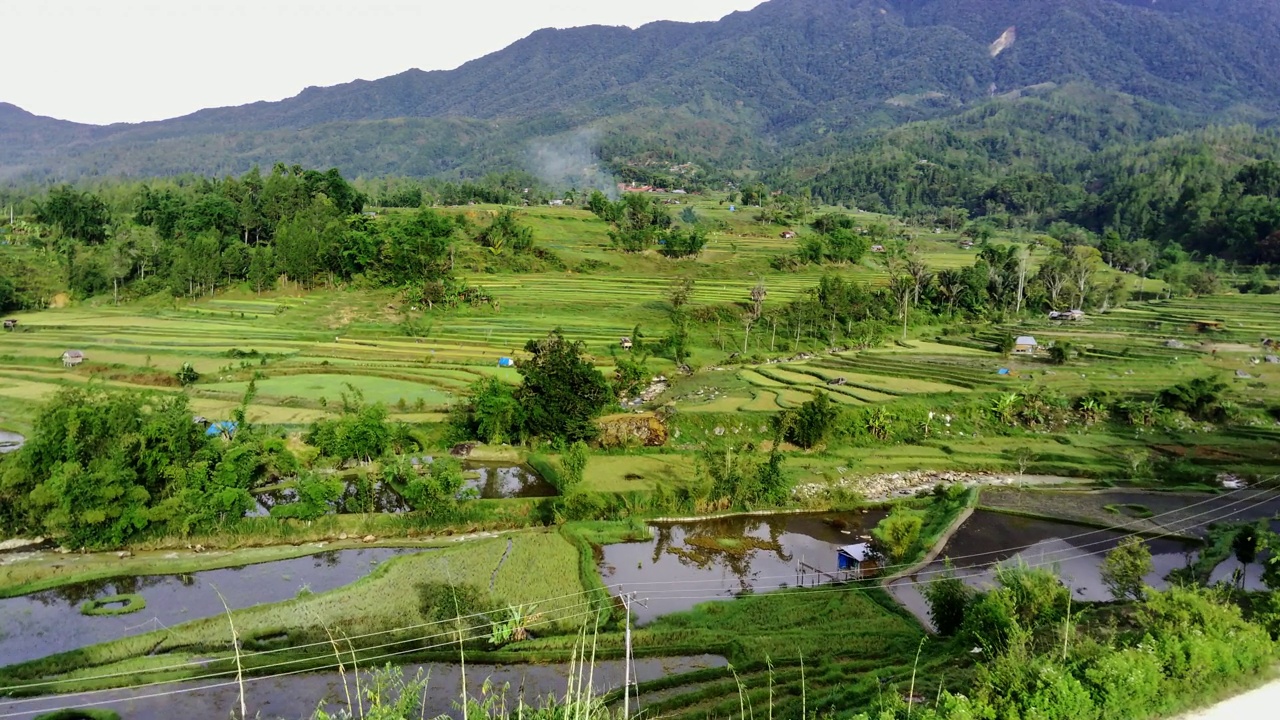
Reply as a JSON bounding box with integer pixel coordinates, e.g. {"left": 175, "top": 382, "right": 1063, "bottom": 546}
{"left": 792, "top": 470, "right": 1083, "bottom": 502}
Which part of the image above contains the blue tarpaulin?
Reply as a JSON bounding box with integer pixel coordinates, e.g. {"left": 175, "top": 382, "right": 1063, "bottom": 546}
{"left": 997, "top": 368, "right": 1011, "bottom": 375}
{"left": 206, "top": 421, "right": 238, "bottom": 438}
{"left": 498, "top": 357, "right": 515, "bottom": 368}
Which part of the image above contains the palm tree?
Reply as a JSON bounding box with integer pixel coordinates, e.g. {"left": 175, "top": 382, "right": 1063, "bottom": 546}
{"left": 936, "top": 269, "right": 965, "bottom": 311}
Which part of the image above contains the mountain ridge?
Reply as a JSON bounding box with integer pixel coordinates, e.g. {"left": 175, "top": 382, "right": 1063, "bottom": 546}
{"left": 3, "top": 0, "right": 1280, "bottom": 182}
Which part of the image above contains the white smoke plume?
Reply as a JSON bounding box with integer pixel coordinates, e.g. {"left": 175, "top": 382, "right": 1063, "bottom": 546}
{"left": 527, "top": 128, "right": 618, "bottom": 198}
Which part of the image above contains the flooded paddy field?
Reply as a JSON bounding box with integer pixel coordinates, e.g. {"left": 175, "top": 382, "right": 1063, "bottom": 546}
{"left": 980, "top": 487, "right": 1280, "bottom": 538}
{"left": 0, "top": 547, "right": 420, "bottom": 666}
{"left": 600, "top": 510, "right": 888, "bottom": 623}
{"left": 888, "top": 510, "right": 1206, "bottom": 628}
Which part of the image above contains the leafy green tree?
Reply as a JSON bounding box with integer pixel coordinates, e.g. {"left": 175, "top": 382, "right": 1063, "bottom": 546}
{"left": 34, "top": 186, "right": 111, "bottom": 244}
{"left": 248, "top": 246, "right": 276, "bottom": 294}
{"left": 380, "top": 207, "right": 456, "bottom": 285}
{"left": 872, "top": 509, "right": 925, "bottom": 563}
{"left": 659, "top": 226, "right": 707, "bottom": 258}
{"left": 1100, "top": 536, "right": 1152, "bottom": 601}
{"left": 0, "top": 388, "right": 214, "bottom": 547}
{"left": 586, "top": 191, "right": 619, "bottom": 221}
{"left": 608, "top": 193, "right": 673, "bottom": 252}
{"left": 458, "top": 377, "right": 524, "bottom": 445}
{"left": 997, "top": 335, "right": 1016, "bottom": 357}
{"left": 305, "top": 402, "right": 407, "bottom": 465}
{"left": 612, "top": 352, "right": 650, "bottom": 400}
{"left": 786, "top": 391, "right": 840, "bottom": 449}
{"left": 668, "top": 277, "right": 695, "bottom": 310}
{"left": 923, "top": 562, "right": 972, "bottom": 635}
{"left": 516, "top": 330, "right": 611, "bottom": 442}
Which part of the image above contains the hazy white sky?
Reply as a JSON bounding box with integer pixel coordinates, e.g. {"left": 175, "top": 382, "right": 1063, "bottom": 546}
{"left": 6, "top": 0, "right": 763, "bottom": 126}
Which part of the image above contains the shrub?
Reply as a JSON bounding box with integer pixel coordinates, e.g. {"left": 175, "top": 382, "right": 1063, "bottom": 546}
{"left": 1100, "top": 536, "right": 1153, "bottom": 601}
{"left": 923, "top": 563, "right": 972, "bottom": 635}
{"left": 270, "top": 473, "right": 343, "bottom": 521}
{"left": 559, "top": 441, "right": 589, "bottom": 490}
{"left": 961, "top": 587, "right": 1023, "bottom": 656}
{"left": 558, "top": 491, "right": 608, "bottom": 522}
{"left": 1085, "top": 647, "right": 1164, "bottom": 720}
{"left": 872, "top": 509, "right": 925, "bottom": 562}
{"left": 176, "top": 362, "right": 201, "bottom": 386}
{"left": 786, "top": 390, "right": 840, "bottom": 449}
{"left": 994, "top": 562, "right": 1070, "bottom": 627}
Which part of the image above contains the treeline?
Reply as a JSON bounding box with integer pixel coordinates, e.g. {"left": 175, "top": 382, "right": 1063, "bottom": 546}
{"left": 2, "top": 165, "right": 575, "bottom": 305}
{"left": 799, "top": 112, "right": 1280, "bottom": 264}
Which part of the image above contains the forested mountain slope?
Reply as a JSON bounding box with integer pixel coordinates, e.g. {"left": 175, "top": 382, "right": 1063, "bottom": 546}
{"left": 3, "top": 0, "right": 1280, "bottom": 181}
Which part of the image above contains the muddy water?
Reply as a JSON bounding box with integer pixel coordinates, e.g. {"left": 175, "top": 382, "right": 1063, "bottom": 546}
{"left": 0, "top": 430, "right": 23, "bottom": 454}
{"left": 0, "top": 548, "right": 420, "bottom": 667}
{"left": 600, "top": 511, "right": 888, "bottom": 624}
{"left": 0, "top": 655, "right": 728, "bottom": 720}
{"left": 888, "top": 510, "right": 1197, "bottom": 629}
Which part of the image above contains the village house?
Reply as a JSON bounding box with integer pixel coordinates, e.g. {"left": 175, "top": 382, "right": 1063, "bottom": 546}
{"left": 620, "top": 337, "right": 634, "bottom": 350}
{"left": 61, "top": 350, "right": 85, "bottom": 367}
{"left": 1014, "top": 336, "right": 1039, "bottom": 355}
{"left": 2, "top": 319, "right": 16, "bottom": 331}
{"left": 871, "top": 245, "right": 887, "bottom": 253}
{"left": 837, "top": 543, "right": 880, "bottom": 580}
{"left": 780, "top": 231, "right": 797, "bottom": 239}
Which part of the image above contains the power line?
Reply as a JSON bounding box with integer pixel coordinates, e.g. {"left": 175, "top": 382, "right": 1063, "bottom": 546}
{"left": 612, "top": 480, "right": 1278, "bottom": 588}
{"left": 0, "top": 605, "right": 609, "bottom": 720}
{"left": 2, "top": 484, "right": 1262, "bottom": 719}
{"left": 0, "top": 596, "right": 606, "bottom": 698}
{"left": 3, "top": 482, "right": 1274, "bottom": 704}
{"left": 0, "top": 582, "right": 614, "bottom": 693}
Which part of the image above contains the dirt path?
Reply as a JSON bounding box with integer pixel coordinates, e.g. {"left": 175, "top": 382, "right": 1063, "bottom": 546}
{"left": 1171, "top": 677, "right": 1280, "bottom": 719}
{"left": 880, "top": 506, "right": 975, "bottom": 584}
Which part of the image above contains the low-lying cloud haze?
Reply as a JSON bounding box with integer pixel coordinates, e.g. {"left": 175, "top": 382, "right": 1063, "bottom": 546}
{"left": 6, "top": 0, "right": 763, "bottom": 125}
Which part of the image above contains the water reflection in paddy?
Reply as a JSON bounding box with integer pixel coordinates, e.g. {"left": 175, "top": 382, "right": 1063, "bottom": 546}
{"left": 888, "top": 510, "right": 1198, "bottom": 629}
{"left": 249, "top": 463, "right": 555, "bottom": 516}
{"left": 0, "top": 430, "right": 24, "bottom": 454}
{"left": 0, "top": 548, "right": 420, "bottom": 666}
{"left": 600, "top": 510, "right": 887, "bottom": 623}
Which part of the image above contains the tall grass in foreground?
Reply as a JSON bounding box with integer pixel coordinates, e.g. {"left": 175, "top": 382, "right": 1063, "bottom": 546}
{"left": 312, "top": 622, "right": 620, "bottom": 720}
